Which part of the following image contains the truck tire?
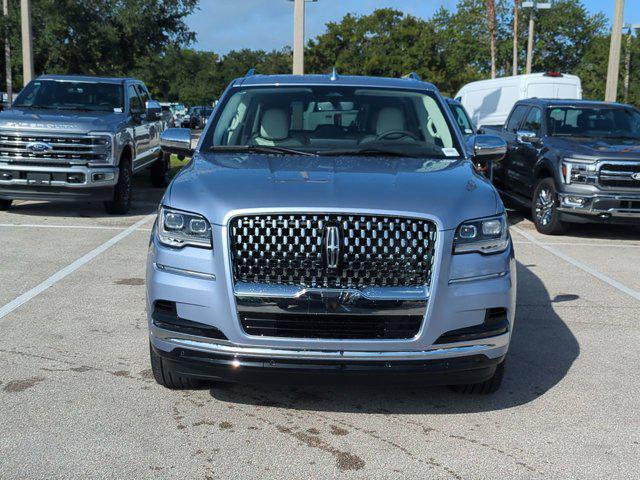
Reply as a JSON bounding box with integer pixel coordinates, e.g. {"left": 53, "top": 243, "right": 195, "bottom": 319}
{"left": 449, "top": 360, "right": 505, "bottom": 394}
{"left": 532, "top": 177, "right": 566, "bottom": 235}
{"left": 0, "top": 199, "right": 12, "bottom": 210}
{"left": 149, "top": 343, "right": 202, "bottom": 389}
{"left": 104, "top": 158, "right": 132, "bottom": 215}
{"left": 150, "top": 152, "right": 170, "bottom": 188}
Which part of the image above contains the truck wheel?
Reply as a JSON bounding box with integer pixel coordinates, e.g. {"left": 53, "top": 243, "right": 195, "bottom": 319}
{"left": 104, "top": 158, "right": 132, "bottom": 215}
{"left": 0, "top": 199, "right": 12, "bottom": 210}
{"left": 532, "top": 178, "right": 566, "bottom": 235}
{"left": 449, "top": 360, "right": 505, "bottom": 394}
{"left": 150, "top": 152, "right": 170, "bottom": 188}
{"left": 149, "top": 343, "right": 202, "bottom": 389}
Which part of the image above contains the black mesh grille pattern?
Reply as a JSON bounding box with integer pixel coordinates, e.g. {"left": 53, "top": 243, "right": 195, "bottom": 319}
{"left": 229, "top": 213, "right": 437, "bottom": 289}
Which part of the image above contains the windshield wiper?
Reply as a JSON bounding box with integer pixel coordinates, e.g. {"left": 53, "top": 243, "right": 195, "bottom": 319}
{"left": 318, "top": 147, "right": 424, "bottom": 158}
{"left": 209, "top": 145, "right": 317, "bottom": 157}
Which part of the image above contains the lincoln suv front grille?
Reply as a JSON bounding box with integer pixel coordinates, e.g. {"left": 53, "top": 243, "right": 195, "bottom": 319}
{"left": 229, "top": 213, "right": 437, "bottom": 289}
{"left": 0, "top": 132, "right": 112, "bottom": 165}
{"left": 598, "top": 162, "right": 640, "bottom": 190}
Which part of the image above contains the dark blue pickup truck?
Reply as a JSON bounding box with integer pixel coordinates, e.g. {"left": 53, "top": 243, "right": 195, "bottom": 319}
{"left": 492, "top": 98, "right": 640, "bottom": 234}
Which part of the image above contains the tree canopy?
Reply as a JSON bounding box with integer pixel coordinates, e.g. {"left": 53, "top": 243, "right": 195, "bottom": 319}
{"left": 0, "top": 0, "right": 637, "bottom": 107}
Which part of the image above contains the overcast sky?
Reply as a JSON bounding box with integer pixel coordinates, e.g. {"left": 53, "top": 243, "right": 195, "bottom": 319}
{"left": 187, "top": 0, "right": 640, "bottom": 55}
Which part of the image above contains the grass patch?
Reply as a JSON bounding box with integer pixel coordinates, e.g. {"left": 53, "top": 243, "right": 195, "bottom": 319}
{"left": 169, "top": 154, "right": 188, "bottom": 179}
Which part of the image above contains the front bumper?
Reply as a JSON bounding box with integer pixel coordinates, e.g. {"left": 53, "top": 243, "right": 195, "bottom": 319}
{"left": 0, "top": 163, "right": 118, "bottom": 201}
{"left": 147, "top": 223, "right": 516, "bottom": 384}
{"left": 558, "top": 192, "right": 640, "bottom": 221}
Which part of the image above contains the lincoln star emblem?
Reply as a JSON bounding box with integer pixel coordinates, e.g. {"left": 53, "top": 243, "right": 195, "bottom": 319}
{"left": 26, "top": 141, "right": 53, "bottom": 153}
{"left": 324, "top": 225, "right": 341, "bottom": 270}
{"left": 632, "top": 173, "right": 640, "bottom": 181}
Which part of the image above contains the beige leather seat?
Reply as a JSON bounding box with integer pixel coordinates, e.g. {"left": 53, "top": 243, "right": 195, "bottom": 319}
{"left": 360, "top": 107, "right": 407, "bottom": 143}
{"left": 252, "top": 108, "right": 303, "bottom": 146}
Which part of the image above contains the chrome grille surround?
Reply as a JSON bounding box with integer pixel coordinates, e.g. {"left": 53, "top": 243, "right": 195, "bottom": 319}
{"left": 229, "top": 213, "right": 438, "bottom": 289}
{"left": 597, "top": 161, "right": 640, "bottom": 191}
{"left": 0, "top": 131, "right": 113, "bottom": 166}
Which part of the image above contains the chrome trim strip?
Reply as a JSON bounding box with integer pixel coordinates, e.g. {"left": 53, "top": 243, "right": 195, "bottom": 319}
{"left": 152, "top": 326, "right": 509, "bottom": 361}
{"left": 449, "top": 271, "right": 508, "bottom": 284}
{"left": 0, "top": 163, "right": 119, "bottom": 188}
{"left": 234, "top": 282, "right": 429, "bottom": 301}
{"left": 154, "top": 263, "right": 216, "bottom": 281}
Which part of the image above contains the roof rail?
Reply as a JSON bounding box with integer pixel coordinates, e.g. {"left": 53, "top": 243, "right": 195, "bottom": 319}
{"left": 329, "top": 67, "right": 339, "bottom": 81}
{"left": 402, "top": 72, "right": 421, "bottom": 81}
{"left": 245, "top": 68, "right": 256, "bottom": 77}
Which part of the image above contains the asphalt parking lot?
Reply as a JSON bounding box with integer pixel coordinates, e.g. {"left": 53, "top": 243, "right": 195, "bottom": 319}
{"left": 1, "top": 179, "right": 639, "bottom": 479}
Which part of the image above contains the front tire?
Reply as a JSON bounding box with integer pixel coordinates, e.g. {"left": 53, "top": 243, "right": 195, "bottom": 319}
{"left": 104, "top": 158, "right": 132, "bottom": 215}
{"left": 150, "top": 152, "right": 170, "bottom": 188}
{"left": 0, "top": 199, "right": 12, "bottom": 211}
{"left": 149, "top": 344, "right": 202, "bottom": 389}
{"left": 449, "top": 360, "right": 505, "bottom": 394}
{"left": 532, "top": 177, "right": 566, "bottom": 235}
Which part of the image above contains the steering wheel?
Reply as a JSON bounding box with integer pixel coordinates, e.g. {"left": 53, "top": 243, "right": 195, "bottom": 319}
{"left": 376, "top": 130, "right": 419, "bottom": 141}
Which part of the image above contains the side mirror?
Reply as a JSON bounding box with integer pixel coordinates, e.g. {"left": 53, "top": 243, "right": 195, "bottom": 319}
{"left": 468, "top": 134, "right": 507, "bottom": 164}
{"left": 146, "top": 100, "right": 161, "bottom": 121}
{"left": 160, "top": 128, "right": 193, "bottom": 157}
{"left": 516, "top": 130, "right": 539, "bottom": 145}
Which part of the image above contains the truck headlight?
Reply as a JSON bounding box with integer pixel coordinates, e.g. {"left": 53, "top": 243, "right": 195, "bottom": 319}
{"left": 454, "top": 213, "right": 509, "bottom": 255}
{"left": 562, "top": 158, "right": 597, "bottom": 184}
{"left": 158, "top": 206, "right": 212, "bottom": 249}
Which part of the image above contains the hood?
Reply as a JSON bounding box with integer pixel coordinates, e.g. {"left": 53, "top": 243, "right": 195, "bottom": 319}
{"left": 166, "top": 154, "right": 500, "bottom": 231}
{"left": 547, "top": 136, "right": 640, "bottom": 159}
{"left": 0, "top": 107, "right": 125, "bottom": 134}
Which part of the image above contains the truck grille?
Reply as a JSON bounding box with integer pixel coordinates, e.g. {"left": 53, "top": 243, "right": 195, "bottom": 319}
{"left": 0, "top": 132, "right": 111, "bottom": 165}
{"left": 229, "top": 213, "right": 437, "bottom": 289}
{"left": 240, "top": 312, "right": 422, "bottom": 339}
{"left": 598, "top": 162, "right": 640, "bottom": 190}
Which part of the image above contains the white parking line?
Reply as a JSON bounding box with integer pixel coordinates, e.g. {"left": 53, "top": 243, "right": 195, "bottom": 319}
{"left": 0, "top": 223, "right": 151, "bottom": 232}
{"left": 511, "top": 226, "right": 640, "bottom": 302}
{"left": 0, "top": 214, "right": 156, "bottom": 320}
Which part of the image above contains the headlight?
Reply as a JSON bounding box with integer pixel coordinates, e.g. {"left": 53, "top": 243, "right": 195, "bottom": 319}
{"left": 562, "top": 158, "right": 597, "bottom": 184}
{"left": 454, "top": 213, "right": 509, "bottom": 255}
{"left": 158, "top": 206, "right": 212, "bottom": 249}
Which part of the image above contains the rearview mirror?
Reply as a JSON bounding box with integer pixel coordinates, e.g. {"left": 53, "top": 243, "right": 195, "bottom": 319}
{"left": 160, "top": 128, "right": 193, "bottom": 158}
{"left": 516, "top": 130, "right": 539, "bottom": 144}
{"left": 468, "top": 134, "right": 506, "bottom": 163}
{"left": 146, "top": 100, "right": 161, "bottom": 121}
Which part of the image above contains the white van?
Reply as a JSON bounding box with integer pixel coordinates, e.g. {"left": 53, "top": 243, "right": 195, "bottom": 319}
{"left": 455, "top": 73, "right": 582, "bottom": 128}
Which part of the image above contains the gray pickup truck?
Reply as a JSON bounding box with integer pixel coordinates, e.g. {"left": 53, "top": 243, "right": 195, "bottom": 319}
{"left": 492, "top": 98, "right": 640, "bottom": 234}
{"left": 0, "top": 74, "right": 169, "bottom": 214}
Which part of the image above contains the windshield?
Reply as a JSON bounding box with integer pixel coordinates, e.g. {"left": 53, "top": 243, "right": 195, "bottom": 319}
{"left": 449, "top": 102, "right": 475, "bottom": 137}
{"left": 548, "top": 106, "right": 640, "bottom": 139}
{"left": 13, "top": 79, "right": 124, "bottom": 112}
{"left": 205, "top": 86, "right": 462, "bottom": 158}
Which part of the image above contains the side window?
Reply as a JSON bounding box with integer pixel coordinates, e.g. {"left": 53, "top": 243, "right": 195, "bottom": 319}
{"left": 134, "top": 84, "right": 149, "bottom": 107}
{"left": 127, "top": 85, "right": 142, "bottom": 113}
{"left": 522, "top": 108, "right": 542, "bottom": 136}
{"left": 506, "top": 105, "right": 529, "bottom": 133}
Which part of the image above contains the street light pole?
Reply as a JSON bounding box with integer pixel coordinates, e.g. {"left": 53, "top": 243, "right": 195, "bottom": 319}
{"left": 289, "top": 0, "right": 317, "bottom": 75}
{"left": 513, "top": 0, "right": 519, "bottom": 76}
{"left": 523, "top": 1, "right": 551, "bottom": 75}
{"left": 20, "top": 0, "right": 34, "bottom": 84}
{"left": 3, "top": 0, "right": 11, "bottom": 106}
{"left": 605, "top": 0, "right": 626, "bottom": 102}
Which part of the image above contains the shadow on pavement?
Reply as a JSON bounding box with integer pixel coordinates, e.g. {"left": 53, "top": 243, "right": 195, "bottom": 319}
{"left": 209, "top": 260, "right": 580, "bottom": 414}
{"left": 2, "top": 175, "right": 166, "bottom": 220}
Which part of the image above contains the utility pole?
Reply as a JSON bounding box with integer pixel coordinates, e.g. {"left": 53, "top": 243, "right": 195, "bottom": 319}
{"left": 20, "top": 0, "right": 34, "bottom": 84}
{"left": 513, "top": 0, "right": 519, "bottom": 76}
{"left": 488, "top": 0, "right": 497, "bottom": 79}
{"left": 289, "top": 0, "right": 317, "bottom": 75}
{"left": 605, "top": 0, "right": 625, "bottom": 102}
{"left": 3, "top": 0, "right": 11, "bottom": 106}
{"left": 622, "top": 24, "right": 639, "bottom": 104}
{"left": 523, "top": 1, "right": 551, "bottom": 75}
